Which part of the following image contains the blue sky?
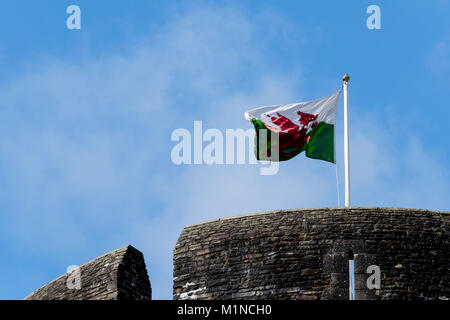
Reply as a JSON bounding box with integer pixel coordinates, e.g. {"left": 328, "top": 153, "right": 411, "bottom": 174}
{"left": 0, "top": 1, "right": 449, "bottom": 300}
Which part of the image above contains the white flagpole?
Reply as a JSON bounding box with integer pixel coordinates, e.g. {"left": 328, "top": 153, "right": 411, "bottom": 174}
{"left": 342, "top": 74, "right": 351, "bottom": 207}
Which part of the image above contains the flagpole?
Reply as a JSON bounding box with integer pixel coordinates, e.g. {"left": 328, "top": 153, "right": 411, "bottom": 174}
{"left": 342, "top": 74, "right": 351, "bottom": 207}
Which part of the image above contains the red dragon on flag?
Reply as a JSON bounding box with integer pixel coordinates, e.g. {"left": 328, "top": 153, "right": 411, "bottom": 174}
{"left": 263, "top": 111, "right": 318, "bottom": 158}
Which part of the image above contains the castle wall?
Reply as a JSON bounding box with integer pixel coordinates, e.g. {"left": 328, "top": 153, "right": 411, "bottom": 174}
{"left": 25, "top": 245, "right": 151, "bottom": 300}
{"left": 173, "top": 207, "right": 449, "bottom": 300}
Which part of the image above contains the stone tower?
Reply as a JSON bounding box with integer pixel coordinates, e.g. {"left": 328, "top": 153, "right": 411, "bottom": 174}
{"left": 173, "top": 207, "right": 449, "bottom": 300}
{"left": 25, "top": 245, "right": 151, "bottom": 300}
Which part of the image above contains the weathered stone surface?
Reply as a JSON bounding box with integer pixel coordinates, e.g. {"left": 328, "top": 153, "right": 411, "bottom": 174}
{"left": 25, "top": 245, "right": 151, "bottom": 300}
{"left": 354, "top": 254, "right": 377, "bottom": 274}
{"left": 173, "top": 207, "right": 449, "bottom": 300}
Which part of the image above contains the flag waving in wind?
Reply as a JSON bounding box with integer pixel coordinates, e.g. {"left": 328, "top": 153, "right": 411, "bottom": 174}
{"left": 245, "top": 89, "right": 341, "bottom": 163}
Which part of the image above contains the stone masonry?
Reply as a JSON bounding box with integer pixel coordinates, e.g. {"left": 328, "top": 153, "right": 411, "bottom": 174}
{"left": 25, "top": 245, "right": 151, "bottom": 300}
{"left": 173, "top": 207, "right": 449, "bottom": 300}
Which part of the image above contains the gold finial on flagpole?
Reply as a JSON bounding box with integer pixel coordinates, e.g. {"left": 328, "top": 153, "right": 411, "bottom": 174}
{"left": 342, "top": 74, "right": 350, "bottom": 83}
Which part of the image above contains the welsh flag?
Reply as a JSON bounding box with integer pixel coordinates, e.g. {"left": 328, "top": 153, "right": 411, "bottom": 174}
{"left": 245, "top": 89, "right": 341, "bottom": 163}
